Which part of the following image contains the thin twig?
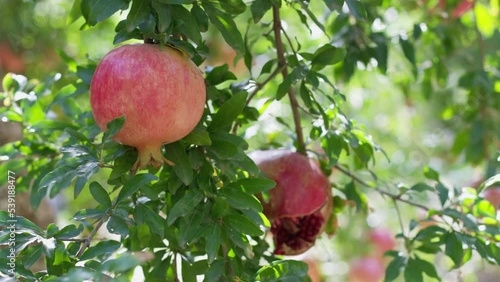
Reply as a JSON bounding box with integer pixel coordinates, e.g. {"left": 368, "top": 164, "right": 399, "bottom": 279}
{"left": 76, "top": 196, "right": 119, "bottom": 258}
{"left": 334, "top": 164, "right": 430, "bottom": 211}
{"left": 272, "top": 5, "right": 306, "bottom": 155}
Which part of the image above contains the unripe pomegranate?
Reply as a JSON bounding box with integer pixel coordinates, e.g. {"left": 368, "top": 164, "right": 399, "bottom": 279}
{"left": 348, "top": 257, "right": 385, "bottom": 282}
{"left": 249, "top": 149, "right": 332, "bottom": 255}
{"left": 368, "top": 228, "right": 395, "bottom": 257}
{"left": 90, "top": 43, "right": 206, "bottom": 171}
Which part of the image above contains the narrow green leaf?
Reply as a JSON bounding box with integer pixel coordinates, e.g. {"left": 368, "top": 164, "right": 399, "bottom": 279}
{"left": 116, "top": 173, "right": 158, "bottom": 203}
{"left": 54, "top": 224, "right": 84, "bottom": 240}
{"left": 167, "top": 190, "right": 204, "bottom": 225}
{"left": 102, "top": 116, "right": 126, "bottom": 141}
{"left": 436, "top": 183, "right": 449, "bottom": 206}
{"left": 89, "top": 182, "right": 112, "bottom": 208}
{"left": 250, "top": 0, "right": 272, "bottom": 23}
{"left": 164, "top": 142, "right": 193, "bottom": 185}
{"left": 228, "top": 178, "right": 276, "bottom": 194}
{"left": 203, "top": 3, "right": 244, "bottom": 53}
{"left": 191, "top": 3, "right": 208, "bottom": 32}
{"left": 152, "top": 1, "right": 171, "bottom": 33}
{"left": 256, "top": 260, "right": 309, "bottom": 280}
{"left": 220, "top": 0, "right": 246, "bottom": 15}
{"left": 223, "top": 214, "right": 263, "bottom": 236}
{"left": 404, "top": 257, "right": 423, "bottom": 282}
{"left": 276, "top": 74, "right": 293, "bottom": 100}
{"left": 345, "top": 0, "right": 367, "bottom": 20}
{"left": 311, "top": 45, "right": 346, "bottom": 66}
{"left": 80, "top": 240, "right": 121, "bottom": 261}
{"left": 67, "top": 0, "right": 83, "bottom": 24}
{"left": 445, "top": 232, "right": 464, "bottom": 268}
{"left": 209, "top": 92, "right": 248, "bottom": 132}
{"left": 183, "top": 125, "right": 212, "bottom": 145}
{"left": 126, "top": 0, "right": 151, "bottom": 32}
{"left": 384, "top": 254, "right": 406, "bottom": 282}
{"left": 135, "top": 203, "right": 165, "bottom": 236}
{"left": 222, "top": 189, "right": 263, "bottom": 212}
{"left": 205, "top": 225, "right": 221, "bottom": 264}
{"left": 399, "top": 37, "right": 416, "bottom": 66}
{"left": 81, "top": 0, "right": 129, "bottom": 26}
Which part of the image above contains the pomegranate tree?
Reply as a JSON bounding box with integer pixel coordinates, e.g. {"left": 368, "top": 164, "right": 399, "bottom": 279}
{"left": 249, "top": 149, "right": 332, "bottom": 255}
{"left": 90, "top": 43, "right": 206, "bottom": 172}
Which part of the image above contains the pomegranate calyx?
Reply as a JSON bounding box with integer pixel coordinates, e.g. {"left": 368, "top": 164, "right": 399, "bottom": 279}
{"left": 132, "top": 146, "right": 175, "bottom": 174}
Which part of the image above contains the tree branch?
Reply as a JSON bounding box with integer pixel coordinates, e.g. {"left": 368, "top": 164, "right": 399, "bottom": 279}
{"left": 272, "top": 5, "right": 306, "bottom": 155}
{"left": 334, "top": 164, "right": 430, "bottom": 211}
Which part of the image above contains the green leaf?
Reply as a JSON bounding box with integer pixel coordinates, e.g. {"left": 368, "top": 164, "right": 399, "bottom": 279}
{"left": 399, "top": 37, "right": 416, "bottom": 67}
{"left": 164, "top": 142, "right": 193, "bottom": 185}
{"left": 73, "top": 208, "right": 106, "bottom": 221}
{"left": 126, "top": 0, "right": 151, "bottom": 32}
{"left": 54, "top": 224, "right": 83, "bottom": 240}
{"left": 18, "top": 244, "right": 44, "bottom": 268}
{"left": 80, "top": 240, "right": 121, "bottom": 261}
{"left": 135, "top": 203, "right": 165, "bottom": 236}
{"left": 345, "top": 0, "right": 367, "bottom": 20}
{"left": 107, "top": 214, "right": 129, "bottom": 236}
{"left": 311, "top": 44, "right": 346, "bottom": 67}
{"left": 223, "top": 214, "right": 263, "bottom": 236}
{"left": 276, "top": 74, "right": 293, "bottom": 101}
{"left": 205, "top": 259, "right": 224, "bottom": 281}
{"left": 102, "top": 116, "right": 126, "bottom": 141}
{"left": 116, "top": 173, "right": 158, "bottom": 203}
{"left": 171, "top": 5, "right": 202, "bottom": 44}
{"left": 410, "top": 182, "right": 434, "bottom": 192}
{"left": 445, "top": 232, "right": 464, "bottom": 268}
{"left": 436, "top": 183, "right": 449, "bottom": 206}
{"left": 256, "top": 260, "right": 309, "bottom": 281}
{"left": 205, "top": 64, "right": 237, "bottom": 86}
{"left": 81, "top": 0, "right": 129, "bottom": 26}
{"left": 228, "top": 178, "right": 276, "bottom": 194}
{"left": 325, "top": 0, "right": 344, "bottom": 12}
{"left": 209, "top": 92, "right": 248, "bottom": 132}
{"left": 191, "top": 3, "right": 208, "bottom": 32}
{"left": 205, "top": 224, "right": 221, "bottom": 264}
{"left": 404, "top": 257, "right": 423, "bottom": 282}
{"left": 167, "top": 190, "right": 204, "bottom": 225}
{"left": 67, "top": 0, "right": 83, "bottom": 24}
{"left": 152, "top": 1, "right": 171, "bottom": 33}
{"left": 183, "top": 125, "right": 212, "bottom": 145}
{"left": 384, "top": 253, "right": 406, "bottom": 282}
{"left": 220, "top": 0, "right": 246, "bottom": 15}
{"left": 89, "top": 181, "right": 112, "bottom": 208}
{"left": 250, "top": 0, "right": 272, "bottom": 23}
{"left": 222, "top": 189, "right": 263, "bottom": 212}
{"left": 203, "top": 3, "right": 244, "bottom": 53}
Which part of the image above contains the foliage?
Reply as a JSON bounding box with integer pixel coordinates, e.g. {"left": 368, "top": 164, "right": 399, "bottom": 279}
{"left": 0, "top": 0, "right": 499, "bottom": 281}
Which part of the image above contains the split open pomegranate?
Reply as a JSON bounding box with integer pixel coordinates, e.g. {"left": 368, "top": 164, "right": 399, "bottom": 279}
{"left": 249, "top": 149, "right": 332, "bottom": 255}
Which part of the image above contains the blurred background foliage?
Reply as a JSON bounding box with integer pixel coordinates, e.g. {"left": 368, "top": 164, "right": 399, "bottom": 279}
{"left": 0, "top": 0, "right": 499, "bottom": 281}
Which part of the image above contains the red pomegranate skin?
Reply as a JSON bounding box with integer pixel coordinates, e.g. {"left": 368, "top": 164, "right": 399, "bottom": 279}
{"left": 484, "top": 187, "right": 500, "bottom": 210}
{"left": 249, "top": 149, "right": 332, "bottom": 255}
{"left": 90, "top": 44, "right": 206, "bottom": 171}
{"left": 368, "top": 228, "right": 395, "bottom": 257}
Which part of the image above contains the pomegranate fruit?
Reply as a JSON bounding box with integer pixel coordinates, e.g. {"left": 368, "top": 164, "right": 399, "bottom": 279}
{"left": 90, "top": 43, "right": 206, "bottom": 171}
{"left": 249, "top": 149, "right": 332, "bottom": 255}
{"left": 483, "top": 187, "right": 500, "bottom": 210}
{"left": 348, "top": 257, "right": 385, "bottom": 282}
{"left": 368, "top": 228, "right": 395, "bottom": 257}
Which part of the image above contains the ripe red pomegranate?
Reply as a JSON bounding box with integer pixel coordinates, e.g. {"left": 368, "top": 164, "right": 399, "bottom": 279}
{"left": 348, "top": 257, "right": 385, "bottom": 282}
{"left": 249, "top": 149, "right": 332, "bottom": 255}
{"left": 368, "top": 228, "right": 395, "bottom": 257}
{"left": 90, "top": 43, "right": 206, "bottom": 171}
